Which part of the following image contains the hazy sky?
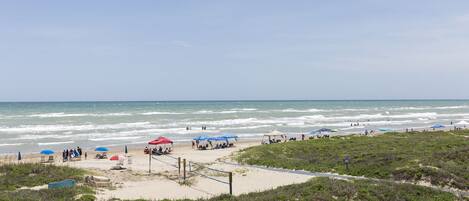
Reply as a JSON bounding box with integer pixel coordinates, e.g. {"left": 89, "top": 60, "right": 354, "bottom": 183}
{"left": 1, "top": 1, "right": 469, "bottom": 101}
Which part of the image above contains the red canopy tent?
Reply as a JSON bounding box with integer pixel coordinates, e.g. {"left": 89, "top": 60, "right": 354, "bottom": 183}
{"left": 148, "top": 136, "right": 173, "bottom": 145}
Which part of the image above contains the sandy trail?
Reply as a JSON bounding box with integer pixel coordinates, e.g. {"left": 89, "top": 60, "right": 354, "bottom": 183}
{"left": 48, "top": 140, "right": 313, "bottom": 200}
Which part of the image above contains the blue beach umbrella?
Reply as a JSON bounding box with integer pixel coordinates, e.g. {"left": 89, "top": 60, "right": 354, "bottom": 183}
{"left": 431, "top": 124, "right": 445, "bottom": 129}
{"left": 193, "top": 135, "right": 210, "bottom": 141}
{"left": 40, "top": 149, "right": 55, "bottom": 155}
{"left": 95, "top": 147, "right": 109, "bottom": 152}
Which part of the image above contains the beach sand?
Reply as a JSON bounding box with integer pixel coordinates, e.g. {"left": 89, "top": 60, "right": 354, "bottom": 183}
{"left": 20, "top": 140, "right": 313, "bottom": 200}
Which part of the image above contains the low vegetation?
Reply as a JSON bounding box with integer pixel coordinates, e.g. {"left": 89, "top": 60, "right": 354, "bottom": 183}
{"left": 204, "top": 177, "right": 461, "bottom": 201}
{"left": 0, "top": 186, "right": 95, "bottom": 201}
{"left": 236, "top": 130, "right": 469, "bottom": 190}
{"left": 0, "top": 163, "right": 95, "bottom": 201}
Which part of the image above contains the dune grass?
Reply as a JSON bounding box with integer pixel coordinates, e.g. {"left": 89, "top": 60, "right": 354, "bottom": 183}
{"left": 204, "top": 177, "right": 461, "bottom": 201}
{"left": 0, "top": 163, "right": 87, "bottom": 191}
{"left": 0, "top": 186, "right": 95, "bottom": 201}
{"left": 121, "top": 177, "right": 461, "bottom": 201}
{"left": 236, "top": 130, "right": 469, "bottom": 190}
{"left": 0, "top": 163, "right": 95, "bottom": 201}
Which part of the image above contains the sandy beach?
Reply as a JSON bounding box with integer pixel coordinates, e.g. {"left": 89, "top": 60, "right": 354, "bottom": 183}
{"left": 4, "top": 140, "right": 312, "bottom": 200}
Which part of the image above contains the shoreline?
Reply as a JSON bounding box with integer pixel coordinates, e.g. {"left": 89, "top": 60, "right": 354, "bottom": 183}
{"left": 0, "top": 124, "right": 464, "bottom": 157}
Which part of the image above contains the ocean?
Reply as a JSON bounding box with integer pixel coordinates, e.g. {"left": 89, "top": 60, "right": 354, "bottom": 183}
{"left": 0, "top": 100, "right": 468, "bottom": 154}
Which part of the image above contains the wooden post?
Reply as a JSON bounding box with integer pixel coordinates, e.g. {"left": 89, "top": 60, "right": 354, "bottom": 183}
{"left": 183, "top": 159, "right": 186, "bottom": 181}
{"left": 178, "top": 157, "right": 181, "bottom": 176}
{"left": 149, "top": 153, "right": 151, "bottom": 174}
{"left": 229, "top": 172, "right": 233, "bottom": 195}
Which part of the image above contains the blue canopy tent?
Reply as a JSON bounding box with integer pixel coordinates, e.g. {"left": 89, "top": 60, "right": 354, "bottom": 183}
{"left": 431, "top": 124, "right": 445, "bottom": 129}
{"left": 95, "top": 147, "right": 109, "bottom": 152}
{"left": 219, "top": 133, "right": 239, "bottom": 140}
{"left": 208, "top": 137, "right": 227, "bottom": 142}
{"left": 40, "top": 149, "right": 55, "bottom": 155}
{"left": 193, "top": 135, "right": 210, "bottom": 141}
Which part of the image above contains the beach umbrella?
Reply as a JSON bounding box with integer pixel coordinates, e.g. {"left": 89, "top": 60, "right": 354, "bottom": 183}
{"left": 40, "top": 149, "right": 55, "bottom": 155}
{"left": 95, "top": 147, "right": 109, "bottom": 152}
{"left": 455, "top": 121, "right": 469, "bottom": 126}
{"left": 109, "top": 155, "right": 122, "bottom": 161}
{"left": 431, "top": 124, "right": 445, "bottom": 129}
{"left": 125, "top": 145, "right": 128, "bottom": 154}
{"left": 148, "top": 136, "right": 173, "bottom": 145}
{"left": 18, "top": 152, "right": 22, "bottom": 161}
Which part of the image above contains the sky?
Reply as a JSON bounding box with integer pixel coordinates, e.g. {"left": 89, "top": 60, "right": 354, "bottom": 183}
{"left": 1, "top": 0, "right": 469, "bottom": 101}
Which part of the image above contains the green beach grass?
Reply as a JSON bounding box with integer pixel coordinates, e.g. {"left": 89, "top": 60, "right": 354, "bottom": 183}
{"left": 236, "top": 130, "right": 469, "bottom": 191}
{"left": 0, "top": 163, "right": 95, "bottom": 201}
{"left": 203, "top": 177, "right": 460, "bottom": 201}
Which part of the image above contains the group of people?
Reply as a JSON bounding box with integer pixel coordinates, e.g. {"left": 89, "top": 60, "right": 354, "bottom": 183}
{"left": 144, "top": 146, "right": 173, "bottom": 155}
{"left": 364, "top": 129, "right": 375, "bottom": 135}
{"left": 192, "top": 140, "right": 234, "bottom": 150}
{"left": 62, "top": 146, "right": 85, "bottom": 162}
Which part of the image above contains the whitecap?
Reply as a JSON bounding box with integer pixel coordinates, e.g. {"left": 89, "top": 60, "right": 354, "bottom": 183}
{"left": 0, "top": 143, "right": 24, "bottom": 147}
{"left": 38, "top": 141, "right": 75, "bottom": 146}
{"left": 141, "top": 112, "right": 185, "bottom": 115}
{"left": 88, "top": 136, "right": 142, "bottom": 141}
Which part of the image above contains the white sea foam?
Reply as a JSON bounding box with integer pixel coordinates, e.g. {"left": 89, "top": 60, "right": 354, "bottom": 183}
{"left": 27, "top": 112, "right": 132, "bottom": 118}
{"left": 0, "top": 122, "right": 156, "bottom": 133}
{"left": 29, "top": 113, "right": 89, "bottom": 118}
{"left": 278, "top": 108, "right": 324, "bottom": 113}
{"left": 141, "top": 112, "right": 185, "bottom": 115}
{"left": 88, "top": 136, "right": 142, "bottom": 141}
{"left": 0, "top": 143, "right": 24, "bottom": 147}
{"left": 230, "top": 108, "right": 258, "bottom": 111}
{"left": 193, "top": 110, "right": 238, "bottom": 114}
{"left": 221, "top": 125, "right": 272, "bottom": 130}
{"left": 17, "top": 134, "right": 73, "bottom": 140}
{"left": 388, "top": 105, "right": 469, "bottom": 111}
{"left": 38, "top": 141, "right": 75, "bottom": 146}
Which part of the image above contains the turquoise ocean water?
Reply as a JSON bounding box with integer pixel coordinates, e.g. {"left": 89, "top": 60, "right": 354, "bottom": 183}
{"left": 0, "top": 100, "right": 468, "bottom": 154}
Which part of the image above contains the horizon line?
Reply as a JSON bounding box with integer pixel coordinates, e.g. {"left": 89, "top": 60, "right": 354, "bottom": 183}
{"left": 1, "top": 98, "right": 469, "bottom": 103}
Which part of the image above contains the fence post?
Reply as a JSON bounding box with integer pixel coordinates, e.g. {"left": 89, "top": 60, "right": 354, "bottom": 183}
{"left": 229, "top": 172, "right": 233, "bottom": 195}
{"left": 183, "top": 159, "right": 186, "bottom": 181}
{"left": 149, "top": 153, "right": 151, "bottom": 174}
{"left": 178, "top": 157, "right": 181, "bottom": 176}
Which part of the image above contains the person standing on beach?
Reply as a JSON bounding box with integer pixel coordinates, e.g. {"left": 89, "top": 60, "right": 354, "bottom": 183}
{"left": 62, "top": 150, "right": 66, "bottom": 162}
